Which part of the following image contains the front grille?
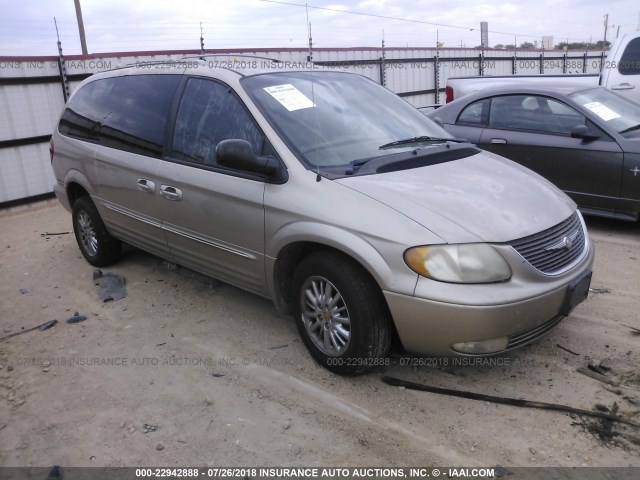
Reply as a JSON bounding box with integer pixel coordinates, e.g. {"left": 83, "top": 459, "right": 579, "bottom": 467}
{"left": 508, "top": 212, "right": 586, "bottom": 274}
{"left": 507, "top": 315, "right": 564, "bottom": 350}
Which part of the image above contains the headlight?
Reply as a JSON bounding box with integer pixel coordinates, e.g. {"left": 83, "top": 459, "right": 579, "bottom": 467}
{"left": 404, "top": 244, "right": 511, "bottom": 284}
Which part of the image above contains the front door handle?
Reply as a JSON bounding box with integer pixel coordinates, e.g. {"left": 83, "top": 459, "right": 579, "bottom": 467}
{"left": 490, "top": 138, "right": 507, "bottom": 144}
{"left": 137, "top": 178, "right": 156, "bottom": 193}
{"left": 610, "top": 83, "right": 635, "bottom": 90}
{"left": 160, "top": 185, "right": 183, "bottom": 201}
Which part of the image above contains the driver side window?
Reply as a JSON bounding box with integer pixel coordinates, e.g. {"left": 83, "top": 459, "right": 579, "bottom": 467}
{"left": 489, "top": 95, "right": 586, "bottom": 134}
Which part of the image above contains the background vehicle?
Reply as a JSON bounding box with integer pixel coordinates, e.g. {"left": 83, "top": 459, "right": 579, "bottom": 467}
{"left": 51, "top": 64, "right": 593, "bottom": 374}
{"left": 445, "top": 32, "right": 640, "bottom": 104}
{"left": 428, "top": 83, "right": 640, "bottom": 221}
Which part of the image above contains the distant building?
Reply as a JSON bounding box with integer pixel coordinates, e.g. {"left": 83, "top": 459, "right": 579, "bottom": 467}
{"left": 542, "top": 36, "right": 553, "bottom": 50}
{"left": 481, "top": 22, "right": 489, "bottom": 48}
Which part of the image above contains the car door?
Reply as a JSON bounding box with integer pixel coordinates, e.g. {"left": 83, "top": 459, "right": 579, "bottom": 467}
{"left": 156, "top": 77, "right": 274, "bottom": 296}
{"left": 92, "top": 74, "right": 182, "bottom": 258}
{"left": 478, "top": 94, "right": 624, "bottom": 214}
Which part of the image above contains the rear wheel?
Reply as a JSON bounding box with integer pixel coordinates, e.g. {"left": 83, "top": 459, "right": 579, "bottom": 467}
{"left": 292, "top": 251, "right": 391, "bottom": 375}
{"left": 72, "top": 196, "right": 122, "bottom": 267}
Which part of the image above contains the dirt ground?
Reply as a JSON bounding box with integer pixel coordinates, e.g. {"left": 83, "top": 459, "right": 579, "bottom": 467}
{"left": 0, "top": 201, "right": 639, "bottom": 470}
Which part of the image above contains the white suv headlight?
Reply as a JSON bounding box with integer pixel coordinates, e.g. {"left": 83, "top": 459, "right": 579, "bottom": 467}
{"left": 404, "top": 244, "right": 512, "bottom": 284}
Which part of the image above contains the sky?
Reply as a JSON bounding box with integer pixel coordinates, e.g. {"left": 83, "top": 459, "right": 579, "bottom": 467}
{"left": 0, "top": 0, "right": 639, "bottom": 56}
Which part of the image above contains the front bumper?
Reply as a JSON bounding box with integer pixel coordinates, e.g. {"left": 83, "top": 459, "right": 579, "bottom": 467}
{"left": 384, "top": 241, "right": 595, "bottom": 356}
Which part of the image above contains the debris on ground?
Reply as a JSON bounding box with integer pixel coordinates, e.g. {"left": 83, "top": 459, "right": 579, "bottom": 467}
{"left": 0, "top": 319, "right": 57, "bottom": 343}
{"left": 39, "top": 320, "right": 57, "bottom": 331}
{"left": 576, "top": 367, "right": 618, "bottom": 387}
{"left": 65, "top": 312, "right": 87, "bottom": 324}
{"left": 143, "top": 423, "right": 158, "bottom": 433}
{"left": 573, "top": 402, "right": 640, "bottom": 449}
{"left": 18, "top": 288, "right": 29, "bottom": 294}
{"left": 162, "top": 260, "right": 178, "bottom": 271}
{"left": 382, "top": 376, "right": 640, "bottom": 427}
{"left": 268, "top": 344, "right": 288, "bottom": 350}
{"left": 211, "top": 373, "right": 225, "bottom": 378}
{"left": 40, "top": 231, "right": 70, "bottom": 237}
{"left": 588, "top": 359, "right": 610, "bottom": 375}
{"left": 621, "top": 324, "right": 640, "bottom": 336}
{"left": 589, "top": 287, "right": 612, "bottom": 294}
{"left": 93, "top": 269, "right": 127, "bottom": 302}
{"left": 556, "top": 344, "right": 580, "bottom": 356}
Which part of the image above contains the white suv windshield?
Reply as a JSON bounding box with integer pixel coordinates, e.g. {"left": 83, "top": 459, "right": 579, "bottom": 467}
{"left": 241, "top": 71, "right": 452, "bottom": 169}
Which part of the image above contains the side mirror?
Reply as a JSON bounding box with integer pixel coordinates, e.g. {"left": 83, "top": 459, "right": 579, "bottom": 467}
{"left": 432, "top": 117, "right": 445, "bottom": 128}
{"left": 570, "top": 125, "right": 600, "bottom": 141}
{"left": 216, "top": 139, "right": 280, "bottom": 176}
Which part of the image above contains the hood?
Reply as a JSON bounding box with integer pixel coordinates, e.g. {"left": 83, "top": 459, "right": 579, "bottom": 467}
{"left": 336, "top": 150, "right": 576, "bottom": 244}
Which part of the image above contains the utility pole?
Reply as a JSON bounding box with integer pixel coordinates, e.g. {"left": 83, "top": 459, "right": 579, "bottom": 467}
{"left": 73, "top": 0, "right": 88, "bottom": 55}
{"left": 380, "top": 31, "right": 385, "bottom": 87}
{"left": 200, "top": 22, "right": 205, "bottom": 59}
{"left": 306, "top": 4, "right": 313, "bottom": 62}
{"left": 603, "top": 13, "right": 609, "bottom": 49}
{"left": 54, "top": 17, "right": 71, "bottom": 102}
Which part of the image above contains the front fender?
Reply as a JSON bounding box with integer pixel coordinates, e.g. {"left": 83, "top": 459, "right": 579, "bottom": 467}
{"left": 266, "top": 221, "right": 418, "bottom": 298}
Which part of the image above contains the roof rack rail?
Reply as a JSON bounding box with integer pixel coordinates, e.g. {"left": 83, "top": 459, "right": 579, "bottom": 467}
{"left": 180, "top": 53, "right": 285, "bottom": 62}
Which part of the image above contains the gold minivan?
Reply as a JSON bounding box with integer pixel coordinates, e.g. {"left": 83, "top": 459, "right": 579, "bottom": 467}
{"left": 51, "top": 62, "right": 594, "bottom": 374}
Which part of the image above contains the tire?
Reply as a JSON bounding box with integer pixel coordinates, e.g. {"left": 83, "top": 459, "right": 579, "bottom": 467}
{"left": 72, "top": 196, "right": 122, "bottom": 267}
{"left": 292, "top": 251, "right": 392, "bottom": 375}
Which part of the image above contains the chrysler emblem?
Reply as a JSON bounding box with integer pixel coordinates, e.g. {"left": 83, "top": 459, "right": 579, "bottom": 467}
{"left": 546, "top": 229, "right": 579, "bottom": 252}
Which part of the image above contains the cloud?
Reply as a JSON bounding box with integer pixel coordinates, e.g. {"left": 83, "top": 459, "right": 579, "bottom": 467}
{"left": 0, "top": 0, "right": 636, "bottom": 55}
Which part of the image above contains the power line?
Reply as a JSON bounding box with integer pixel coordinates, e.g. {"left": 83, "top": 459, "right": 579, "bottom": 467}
{"left": 257, "top": 0, "right": 541, "bottom": 38}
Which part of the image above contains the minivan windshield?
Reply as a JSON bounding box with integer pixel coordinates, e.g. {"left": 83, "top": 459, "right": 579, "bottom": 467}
{"left": 241, "top": 71, "right": 454, "bottom": 169}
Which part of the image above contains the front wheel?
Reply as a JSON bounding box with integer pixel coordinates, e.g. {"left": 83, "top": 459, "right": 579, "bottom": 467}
{"left": 72, "top": 196, "right": 122, "bottom": 267}
{"left": 292, "top": 251, "right": 392, "bottom": 375}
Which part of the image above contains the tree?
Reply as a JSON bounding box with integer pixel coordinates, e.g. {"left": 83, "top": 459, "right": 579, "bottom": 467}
{"left": 594, "top": 40, "right": 611, "bottom": 49}
{"left": 519, "top": 42, "right": 535, "bottom": 49}
{"left": 554, "top": 40, "right": 611, "bottom": 51}
{"left": 494, "top": 44, "right": 505, "bottom": 49}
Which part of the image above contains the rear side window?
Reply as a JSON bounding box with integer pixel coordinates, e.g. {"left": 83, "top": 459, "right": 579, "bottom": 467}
{"left": 457, "top": 98, "right": 489, "bottom": 125}
{"left": 171, "top": 77, "right": 265, "bottom": 165}
{"left": 58, "top": 75, "right": 181, "bottom": 158}
{"left": 618, "top": 37, "right": 640, "bottom": 75}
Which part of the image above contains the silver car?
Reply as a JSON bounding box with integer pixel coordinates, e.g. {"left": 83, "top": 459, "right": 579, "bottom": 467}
{"left": 50, "top": 62, "right": 594, "bottom": 374}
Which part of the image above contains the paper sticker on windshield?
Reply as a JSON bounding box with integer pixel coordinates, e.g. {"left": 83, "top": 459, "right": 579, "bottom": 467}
{"left": 264, "top": 84, "right": 315, "bottom": 111}
{"left": 583, "top": 101, "right": 620, "bottom": 121}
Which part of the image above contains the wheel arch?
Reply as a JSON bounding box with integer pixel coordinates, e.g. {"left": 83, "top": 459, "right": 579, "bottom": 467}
{"left": 64, "top": 169, "right": 94, "bottom": 207}
{"left": 269, "top": 234, "right": 395, "bottom": 321}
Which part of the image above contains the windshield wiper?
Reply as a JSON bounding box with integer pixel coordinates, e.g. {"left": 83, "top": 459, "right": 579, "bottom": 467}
{"left": 619, "top": 124, "right": 640, "bottom": 135}
{"left": 345, "top": 157, "right": 374, "bottom": 175}
{"left": 378, "top": 136, "right": 465, "bottom": 149}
